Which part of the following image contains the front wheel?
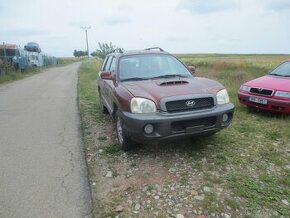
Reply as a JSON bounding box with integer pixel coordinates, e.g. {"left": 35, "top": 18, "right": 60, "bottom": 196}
{"left": 115, "top": 113, "right": 135, "bottom": 151}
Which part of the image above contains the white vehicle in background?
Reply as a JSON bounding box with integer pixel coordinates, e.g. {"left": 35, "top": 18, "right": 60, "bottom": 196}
{"left": 27, "top": 52, "right": 44, "bottom": 67}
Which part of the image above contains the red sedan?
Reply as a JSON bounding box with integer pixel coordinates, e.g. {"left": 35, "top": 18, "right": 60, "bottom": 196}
{"left": 238, "top": 60, "right": 290, "bottom": 114}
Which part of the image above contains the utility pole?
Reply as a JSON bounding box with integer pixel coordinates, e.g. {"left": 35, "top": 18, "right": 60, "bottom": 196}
{"left": 81, "top": 26, "right": 90, "bottom": 57}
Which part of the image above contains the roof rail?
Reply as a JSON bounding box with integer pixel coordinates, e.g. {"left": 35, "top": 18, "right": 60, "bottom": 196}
{"left": 112, "top": 48, "right": 124, "bottom": 53}
{"left": 144, "top": 47, "right": 164, "bottom": 52}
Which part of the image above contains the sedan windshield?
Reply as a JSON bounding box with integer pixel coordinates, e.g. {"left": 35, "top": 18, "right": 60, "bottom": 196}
{"left": 118, "top": 54, "right": 191, "bottom": 81}
{"left": 269, "top": 61, "right": 290, "bottom": 77}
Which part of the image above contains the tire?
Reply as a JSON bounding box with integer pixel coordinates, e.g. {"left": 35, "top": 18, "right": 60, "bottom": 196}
{"left": 115, "top": 112, "right": 135, "bottom": 151}
{"left": 99, "top": 92, "right": 108, "bottom": 114}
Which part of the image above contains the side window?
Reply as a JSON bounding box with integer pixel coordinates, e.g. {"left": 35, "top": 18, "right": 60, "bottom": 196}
{"left": 104, "top": 56, "right": 113, "bottom": 71}
{"left": 101, "top": 56, "right": 109, "bottom": 70}
{"left": 109, "top": 57, "right": 116, "bottom": 75}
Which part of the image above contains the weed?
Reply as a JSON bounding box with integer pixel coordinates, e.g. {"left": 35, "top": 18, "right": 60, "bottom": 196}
{"left": 180, "top": 174, "right": 190, "bottom": 186}
{"left": 99, "top": 212, "right": 116, "bottom": 218}
{"left": 130, "top": 162, "right": 137, "bottom": 168}
{"left": 147, "top": 185, "right": 154, "bottom": 191}
{"left": 225, "top": 197, "right": 240, "bottom": 210}
{"left": 112, "top": 170, "right": 118, "bottom": 178}
{"left": 103, "top": 143, "right": 120, "bottom": 155}
{"left": 204, "top": 172, "right": 224, "bottom": 184}
{"left": 98, "top": 136, "right": 107, "bottom": 141}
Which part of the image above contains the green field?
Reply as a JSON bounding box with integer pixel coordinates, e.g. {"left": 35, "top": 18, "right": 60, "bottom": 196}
{"left": 78, "top": 54, "right": 290, "bottom": 217}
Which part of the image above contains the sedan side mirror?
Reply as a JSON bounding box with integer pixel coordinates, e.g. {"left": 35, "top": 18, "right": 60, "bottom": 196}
{"left": 101, "top": 71, "right": 113, "bottom": 80}
{"left": 188, "top": 66, "right": 195, "bottom": 74}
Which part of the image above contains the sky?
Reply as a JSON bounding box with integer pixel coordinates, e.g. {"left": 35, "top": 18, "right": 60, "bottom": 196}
{"left": 1, "top": 0, "right": 290, "bottom": 57}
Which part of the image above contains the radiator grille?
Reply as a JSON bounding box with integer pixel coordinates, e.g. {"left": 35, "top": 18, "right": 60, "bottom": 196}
{"left": 250, "top": 87, "right": 273, "bottom": 96}
{"left": 165, "top": 97, "right": 214, "bottom": 113}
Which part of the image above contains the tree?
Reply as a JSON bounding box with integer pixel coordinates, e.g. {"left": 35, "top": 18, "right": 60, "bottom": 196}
{"left": 91, "top": 42, "right": 123, "bottom": 59}
{"left": 73, "top": 50, "right": 88, "bottom": 57}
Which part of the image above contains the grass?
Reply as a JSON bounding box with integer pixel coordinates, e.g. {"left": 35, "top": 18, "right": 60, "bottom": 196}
{"left": 78, "top": 55, "right": 290, "bottom": 217}
{"left": 103, "top": 143, "right": 121, "bottom": 155}
{"left": 180, "top": 173, "right": 190, "bottom": 186}
{"left": 178, "top": 54, "right": 290, "bottom": 216}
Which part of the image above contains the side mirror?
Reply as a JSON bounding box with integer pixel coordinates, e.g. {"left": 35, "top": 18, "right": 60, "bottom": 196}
{"left": 101, "top": 71, "right": 113, "bottom": 80}
{"left": 188, "top": 66, "right": 195, "bottom": 74}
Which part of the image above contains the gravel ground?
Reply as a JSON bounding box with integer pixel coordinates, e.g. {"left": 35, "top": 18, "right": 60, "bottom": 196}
{"left": 84, "top": 115, "right": 287, "bottom": 218}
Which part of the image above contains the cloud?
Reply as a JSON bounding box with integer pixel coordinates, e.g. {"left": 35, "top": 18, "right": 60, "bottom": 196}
{"left": 1, "top": 0, "right": 290, "bottom": 56}
{"left": 262, "top": 0, "right": 290, "bottom": 11}
{"left": 177, "top": 0, "right": 239, "bottom": 14}
{"left": 103, "top": 16, "right": 130, "bottom": 25}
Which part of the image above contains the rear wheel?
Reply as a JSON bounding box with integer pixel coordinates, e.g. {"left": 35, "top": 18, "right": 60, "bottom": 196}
{"left": 115, "top": 112, "right": 135, "bottom": 151}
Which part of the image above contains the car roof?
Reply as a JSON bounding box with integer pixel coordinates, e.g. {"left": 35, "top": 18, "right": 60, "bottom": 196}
{"left": 108, "top": 48, "right": 170, "bottom": 58}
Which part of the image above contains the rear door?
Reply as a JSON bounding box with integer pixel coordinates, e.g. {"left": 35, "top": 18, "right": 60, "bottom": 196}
{"left": 101, "top": 55, "right": 113, "bottom": 112}
{"left": 98, "top": 56, "right": 109, "bottom": 92}
{"left": 106, "top": 56, "right": 117, "bottom": 111}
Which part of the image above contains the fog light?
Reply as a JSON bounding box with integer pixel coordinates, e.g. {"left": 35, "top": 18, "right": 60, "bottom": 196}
{"left": 222, "top": 113, "right": 228, "bottom": 122}
{"left": 144, "top": 124, "right": 154, "bottom": 134}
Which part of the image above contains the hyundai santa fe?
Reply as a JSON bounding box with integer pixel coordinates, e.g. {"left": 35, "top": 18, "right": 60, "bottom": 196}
{"left": 98, "top": 48, "right": 234, "bottom": 150}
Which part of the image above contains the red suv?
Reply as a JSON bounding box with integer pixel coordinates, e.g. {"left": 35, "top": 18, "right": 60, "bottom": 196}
{"left": 98, "top": 48, "right": 234, "bottom": 150}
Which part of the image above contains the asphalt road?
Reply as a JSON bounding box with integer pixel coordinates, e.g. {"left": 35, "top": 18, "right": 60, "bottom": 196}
{"left": 0, "top": 63, "right": 93, "bottom": 218}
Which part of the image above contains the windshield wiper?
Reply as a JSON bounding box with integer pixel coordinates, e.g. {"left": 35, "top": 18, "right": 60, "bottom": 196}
{"left": 151, "top": 74, "right": 189, "bottom": 79}
{"left": 121, "top": 77, "right": 149, "bottom": 82}
{"left": 269, "top": 73, "right": 290, "bottom": 77}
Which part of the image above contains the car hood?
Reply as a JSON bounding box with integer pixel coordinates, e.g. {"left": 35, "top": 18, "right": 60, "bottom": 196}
{"left": 244, "top": 75, "right": 290, "bottom": 91}
{"left": 121, "top": 77, "right": 223, "bottom": 103}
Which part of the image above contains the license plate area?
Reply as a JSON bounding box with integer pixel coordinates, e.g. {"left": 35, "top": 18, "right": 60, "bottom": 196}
{"left": 248, "top": 96, "right": 267, "bottom": 105}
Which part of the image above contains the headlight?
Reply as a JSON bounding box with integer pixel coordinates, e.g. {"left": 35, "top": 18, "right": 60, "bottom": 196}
{"left": 217, "top": 89, "right": 230, "bottom": 105}
{"left": 130, "top": 97, "right": 157, "bottom": 113}
{"left": 275, "top": 91, "right": 290, "bottom": 98}
{"left": 240, "top": 85, "right": 251, "bottom": 92}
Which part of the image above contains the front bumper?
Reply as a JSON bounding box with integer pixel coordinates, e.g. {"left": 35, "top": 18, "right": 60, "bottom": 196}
{"left": 118, "top": 103, "right": 234, "bottom": 142}
{"left": 238, "top": 92, "right": 290, "bottom": 114}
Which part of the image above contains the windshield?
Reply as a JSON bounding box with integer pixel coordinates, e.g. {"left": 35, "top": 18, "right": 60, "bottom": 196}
{"left": 269, "top": 61, "right": 290, "bottom": 77}
{"left": 118, "top": 54, "right": 191, "bottom": 81}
